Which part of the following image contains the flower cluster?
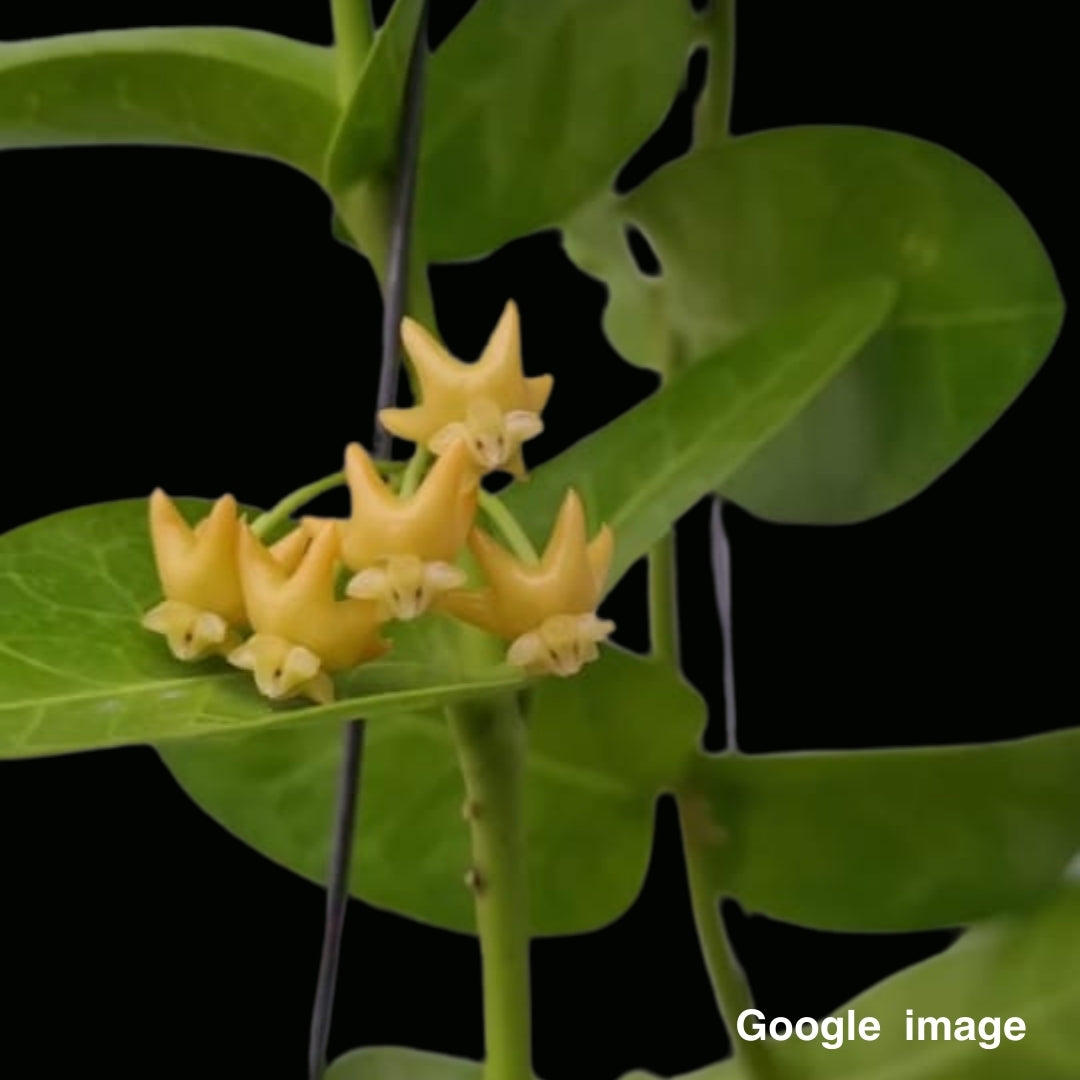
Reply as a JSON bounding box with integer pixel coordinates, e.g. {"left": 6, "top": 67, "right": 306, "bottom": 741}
{"left": 142, "top": 301, "right": 615, "bottom": 703}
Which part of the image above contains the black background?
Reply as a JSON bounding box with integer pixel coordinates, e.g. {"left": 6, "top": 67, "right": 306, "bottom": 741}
{"left": 0, "top": 2, "right": 1072, "bottom": 1078}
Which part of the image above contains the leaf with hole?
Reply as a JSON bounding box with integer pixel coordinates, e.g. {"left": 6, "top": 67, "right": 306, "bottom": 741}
{"left": 504, "top": 278, "right": 897, "bottom": 588}
{"left": 0, "top": 29, "right": 337, "bottom": 179}
{"left": 682, "top": 728, "right": 1080, "bottom": 932}
{"left": 0, "top": 500, "right": 522, "bottom": 759}
{"left": 564, "top": 126, "right": 1064, "bottom": 522}
{"left": 161, "top": 646, "right": 703, "bottom": 935}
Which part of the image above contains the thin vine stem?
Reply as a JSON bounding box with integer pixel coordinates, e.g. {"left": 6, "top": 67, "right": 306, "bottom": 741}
{"left": 249, "top": 461, "right": 404, "bottom": 540}
{"left": 399, "top": 444, "right": 431, "bottom": 498}
{"left": 678, "top": 795, "right": 781, "bottom": 1080}
{"left": 644, "top": 319, "right": 763, "bottom": 1068}
{"left": 478, "top": 490, "right": 539, "bottom": 565}
{"left": 250, "top": 472, "right": 345, "bottom": 540}
{"left": 308, "top": 5, "right": 430, "bottom": 1079}
{"left": 694, "top": 0, "right": 737, "bottom": 145}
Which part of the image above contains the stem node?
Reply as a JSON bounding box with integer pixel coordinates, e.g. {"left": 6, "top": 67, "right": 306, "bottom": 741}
{"left": 449, "top": 698, "right": 533, "bottom": 1080}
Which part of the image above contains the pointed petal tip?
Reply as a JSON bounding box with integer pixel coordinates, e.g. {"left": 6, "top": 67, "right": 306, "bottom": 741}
{"left": 526, "top": 373, "right": 554, "bottom": 413}
{"left": 344, "top": 440, "right": 367, "bottom": 467}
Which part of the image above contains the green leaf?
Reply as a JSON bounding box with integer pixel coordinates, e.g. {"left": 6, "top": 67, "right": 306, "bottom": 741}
{"left": 326, "top": 0, "right": 424, "bottom": 191}
{"left": 161, "top": 646, "right": 704, "bottom": 935}
{"left": 0, "top": 29, "right": 338, "bottom": 179}
{"left": 681, "top": 728, "right": 1080, "bottom": 932}
{"left": 505, "top": 278, "right": 897, "bottom": 588}
{"left": 665, "top": 888, "right": 1080, "bottom": 1079}
{"left": 408, "top": 0, "right": 703, "bottom": 261}
{"left": 326, "top": 0, "right": 425, "bottom": 261}
{"left": 327, "top": 1047, "right": 482, "bottom": 1080}
{"left": 564, "top": 126, "right": 1064, "bottom": 523}
{"left": 0, "top": 500, "right": 521, "bottom": 759}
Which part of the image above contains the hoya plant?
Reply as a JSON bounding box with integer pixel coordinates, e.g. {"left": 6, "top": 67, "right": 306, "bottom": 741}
{"left": 0, "top": 2, "right": 1071, "bottom": 1079}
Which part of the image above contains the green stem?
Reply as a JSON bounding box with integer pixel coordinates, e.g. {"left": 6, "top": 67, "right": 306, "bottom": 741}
{"left": 648, "top": 529, "right": 679, "bottom": 663}
{"left": 448, "top": 697, "right": 532, "bottom": 1080}
{"left": 478, "top": 491, "right": 540, "bottom": 565}
{"left": 399, "top": 444, "right": 430, "bottom": 497}
{"left": 250, "top": 462, "right": 403, "bottom": 539}
{"left": 678, "top": 795, "right": 781, "bottom": 1080}
{"left": 694, "top": 0, "right": 736, "bottom": 145}
{"left": 250, "top": 472, "right": 344, "bottom": 539}
{"left": 330, "top": 0, "right": 374, "bottom": 100}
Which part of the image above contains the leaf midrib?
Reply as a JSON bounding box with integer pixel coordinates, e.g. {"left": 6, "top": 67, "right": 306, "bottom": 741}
{"left": 607, "top": 312, "right": 866, "bottom": 570}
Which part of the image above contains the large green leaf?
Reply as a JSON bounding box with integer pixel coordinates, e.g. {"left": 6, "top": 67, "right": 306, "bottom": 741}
{"left": 161, "top": 646, "right": 703, "bottom": 935}
{"left": 505, "top": 278, "right": 897, "bottom": 587}
{"left": 327, "top": 1048, "right": 483, "bottom": 1079}
{"left": 409, "top": 0, "right": 703, "bottom": 260}
{"left": 657, "top": 887, "right": 1080, "bottom": 1079}
{"left": 681, "top": 729, "right": 1080, "bottom": 932}
{"left": 0, "top": 500, "right": 521, "bottom": 759}
{"left": 564, "top": 126, "right": 1064, "bottom": 523}
{"left": 0, "top": 29, "right": 337, "bottom": 178}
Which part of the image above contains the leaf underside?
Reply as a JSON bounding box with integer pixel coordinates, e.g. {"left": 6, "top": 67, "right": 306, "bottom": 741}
{"left": 564, "top": 126, "right": 1064, "bottom": 523}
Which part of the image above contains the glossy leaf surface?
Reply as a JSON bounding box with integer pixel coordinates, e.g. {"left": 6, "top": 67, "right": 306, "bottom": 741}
{"left": 565, "top": 127, "right": 1064, "bottom": 522}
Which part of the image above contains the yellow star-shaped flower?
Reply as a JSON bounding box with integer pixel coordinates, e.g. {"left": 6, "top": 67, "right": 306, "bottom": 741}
{"left": 229, "top": 522, "right": 389, "bottom": 703}
{"left": 303, "top": 439, "right": 477, "bottom": 621}
{"left": 142, "top": 490, "right": 311, "bottom": 662}
{"left": 379, "top": 300, "right": 553, "bottom": 476}
{"left": 438, "top": 489, "right": 616, "bottom": 677}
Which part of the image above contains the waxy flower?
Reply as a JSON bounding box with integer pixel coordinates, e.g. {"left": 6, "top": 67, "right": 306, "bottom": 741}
{"left": 439, "top": 490, "right": 615, "bottom": 677}
{"left": 304, "top": 439, "right": 477, "bottom": 621}
{"left": 142, "top": 491, "right": 312, "bottom": 662}
{"left": 379, "top": 300, "right": 553, "bottom": 476}
{"left": 144, "top": 490, "right": 242, "bottom": 660}
{"left": 228, "top": 522, "right": 388, "bottom": 704}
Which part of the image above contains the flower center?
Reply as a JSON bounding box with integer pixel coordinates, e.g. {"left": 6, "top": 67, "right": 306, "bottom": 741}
{"left": 507, "top": 612, "right": 615, "bottom": 677}
{"left": 346, "top": 554, "right": 467, "bottom": 621}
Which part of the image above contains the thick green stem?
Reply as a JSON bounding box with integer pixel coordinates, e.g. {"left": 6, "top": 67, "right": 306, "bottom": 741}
{"left": 330, "top": 0, "right": 374, "bottom": 100}
{"left": 648, "top": 530, "right": 679, "bottom": 663}
{"left": 678, "top": 795, "right": 781, "bottom": 1080}
{"left": 448, "top": 697, "right": 532, "bottom": 1080}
